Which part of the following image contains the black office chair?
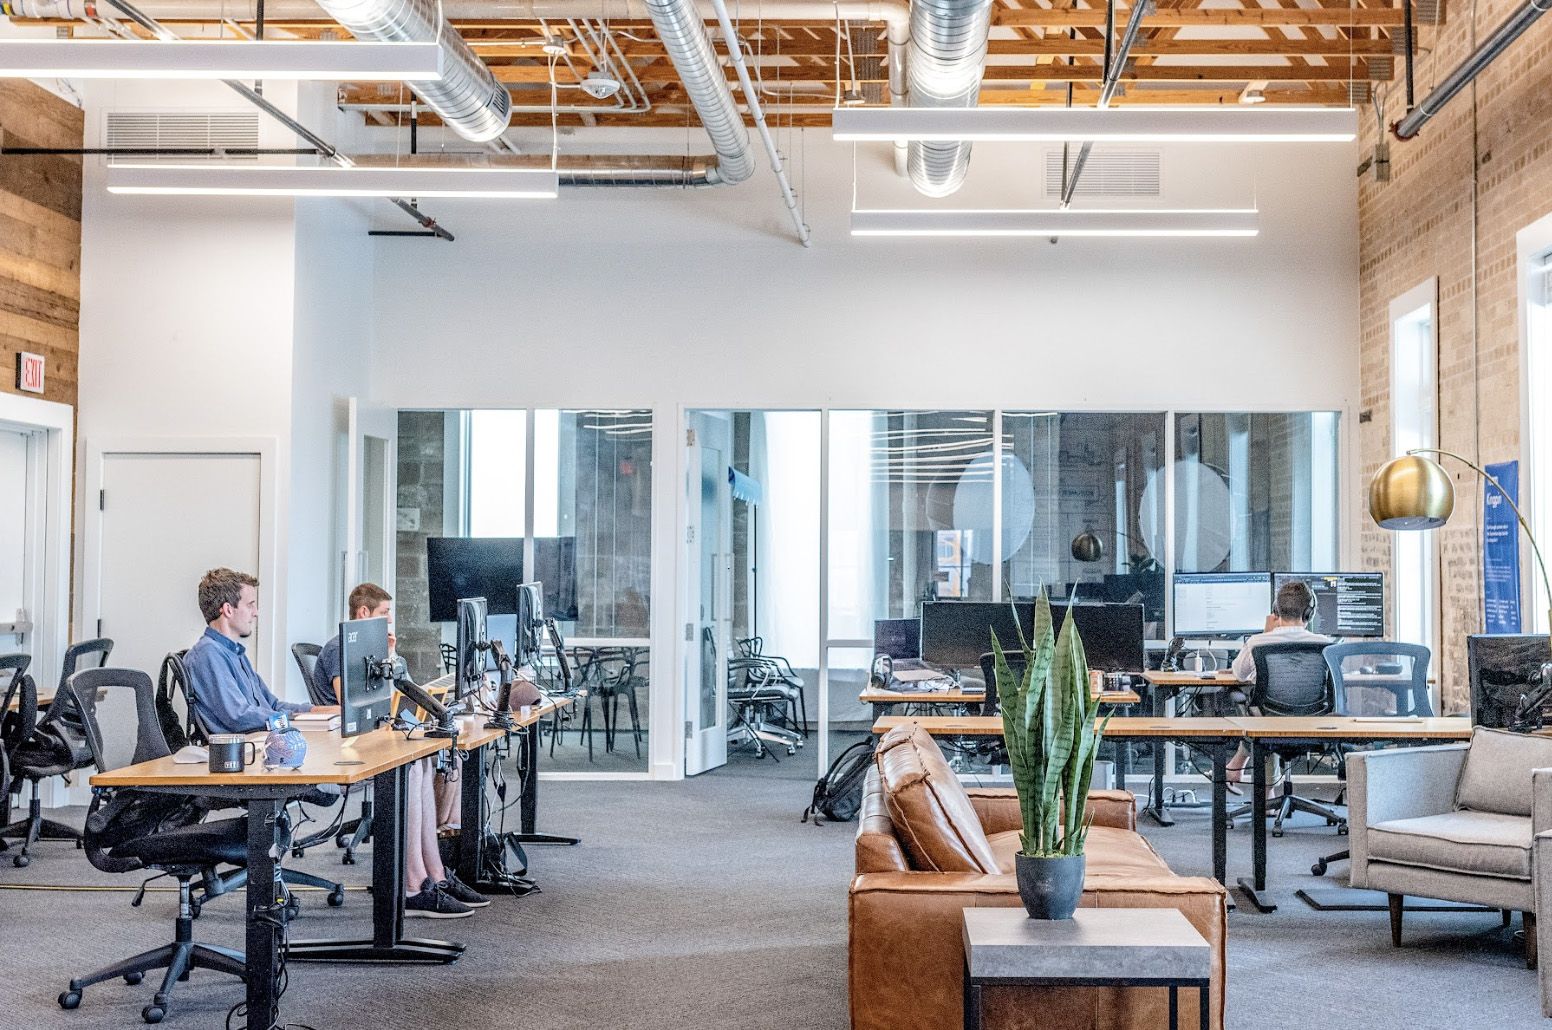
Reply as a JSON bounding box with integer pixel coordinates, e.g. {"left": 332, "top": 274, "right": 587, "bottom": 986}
{"left": 736, "top": 637, "right": 809, "bottom": 738}
{"left": 55, "top": 667, "right": 249, "bottom": 1024}
{"left": 1237, "top": 640, "right": 1347, "bottom": 837}
{"left": 1308, "top": 642, "right": 1434, "bottom": 876}
{"left": 1, "top": 650, "right": 99, "bottom": 865}
{"left": 593, "top": 647, "right": 646, "bottom": 759}
{"left": 1, "top": 654, "right": 38, "bottom": 842}
{"left": 726, "top": 654, "right": 803, "bottom": 760}
{"left": 440, "top": 642, "right": 458, "bottom": 675}
{"left": 292, "top": 641, "right": 332, "bottom": 705}
{"left": 60, "top": 637, "right": 114, "bottom": 684}
{"left": 158, "top": 652, "right": 347, "bottom": 898}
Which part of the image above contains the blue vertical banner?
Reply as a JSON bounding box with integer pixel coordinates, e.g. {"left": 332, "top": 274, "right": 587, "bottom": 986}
{"left": 1483, "top": 460, "right": 1522, "bottom": 634}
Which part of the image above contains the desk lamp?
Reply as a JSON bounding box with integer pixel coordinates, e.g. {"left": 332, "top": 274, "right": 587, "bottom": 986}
{"left": 1369, "top": 448, "right": 1552, "bottom": 721}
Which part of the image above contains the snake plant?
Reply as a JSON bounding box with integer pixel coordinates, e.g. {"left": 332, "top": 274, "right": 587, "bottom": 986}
{"left": 990, "top": 594, "right": 1109, "bottom": 858}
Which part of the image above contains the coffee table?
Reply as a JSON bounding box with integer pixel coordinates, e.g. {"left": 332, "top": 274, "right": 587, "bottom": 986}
{"left": 961, "top": 907, "right": 1210, "bottom": 1030}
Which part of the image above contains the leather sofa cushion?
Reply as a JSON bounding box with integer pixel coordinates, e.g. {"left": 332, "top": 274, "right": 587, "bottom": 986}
{"left": 1368, "top": 810, "right": 1532, "bottom": 880}
{"left": 874, "top": 724, "right": 1000, "bottom": 874}
{"left": 987, "top": 825, "right": 1173, "bottom": 878}
{"left": 1456, "top": 727, "right": 1552, "bottom": 817}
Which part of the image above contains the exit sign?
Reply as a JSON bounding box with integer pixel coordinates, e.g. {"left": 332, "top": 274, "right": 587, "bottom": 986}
{"left": 16, "top": 352, "right": 44, "bottom": 394}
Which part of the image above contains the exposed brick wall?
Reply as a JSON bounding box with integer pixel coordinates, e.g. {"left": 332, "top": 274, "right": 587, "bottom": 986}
{"left": 1357, "top": 3, "right": 1552, "bottom": 713}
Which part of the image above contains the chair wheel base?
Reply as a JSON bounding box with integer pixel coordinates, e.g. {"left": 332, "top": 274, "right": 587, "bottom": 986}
{"left": 1311, "top": 861, "right": 1328, "bottom": 876}
{"left": 58, "top": 991, "right": 81, "bottom": 1010}
{"left": 328, "top": 888, "right": 345, "bottom": 907}
{"left": 124, "top": 972, "right": 144, "bottom": 985}
{"left": 142, "top": 1004, "right": 165, "bottom": 1024}
{"left": 13, "top": 853, "right": 30, "bottom": 868}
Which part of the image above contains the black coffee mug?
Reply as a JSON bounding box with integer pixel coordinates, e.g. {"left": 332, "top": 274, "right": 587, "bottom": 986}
{"left": 208, "top": 734, "right": 258, "bottom": 774}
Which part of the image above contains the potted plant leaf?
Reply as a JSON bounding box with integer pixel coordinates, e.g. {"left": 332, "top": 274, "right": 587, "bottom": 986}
{"left": 989, "top": 593, "right": 1109, "bottom": 919}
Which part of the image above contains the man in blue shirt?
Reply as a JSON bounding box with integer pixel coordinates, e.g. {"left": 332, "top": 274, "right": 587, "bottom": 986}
{"left": 184, "top": 568, "right": 337, "bottom": 734}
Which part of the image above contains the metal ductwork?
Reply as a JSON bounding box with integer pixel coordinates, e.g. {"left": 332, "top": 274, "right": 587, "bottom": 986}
{"left": 906, "top": 0, "right": 995, "bottom": 197}
{"left": 355, "top": 152, "right": 725, "bottom": 187}
{"left": 640, "top": 0, "right": 755, "bottom": 183}
{"left": 1392, "top": 0, "right": 1548, "bottom": 140}
{"left": 309, "top": 0, "right": 511, "bottom": 142}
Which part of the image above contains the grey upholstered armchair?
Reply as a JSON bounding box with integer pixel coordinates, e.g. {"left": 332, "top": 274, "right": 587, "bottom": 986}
{"left": 1348, "top": 727, "right": 1552, "bottom": 1015}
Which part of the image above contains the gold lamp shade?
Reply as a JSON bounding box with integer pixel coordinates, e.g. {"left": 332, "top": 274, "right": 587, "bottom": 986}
{"left": 1071, "top": 529, "right": 1105, "bottom": 563}
{"left": 1369, "top": 454, "right": 1455, "bottom": 530}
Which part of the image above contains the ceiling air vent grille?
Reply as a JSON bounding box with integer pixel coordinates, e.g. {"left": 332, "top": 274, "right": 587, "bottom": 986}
{"left": 1043, "top": 149, "right": 1161, "bottom": 198}
{"left": 104, "top": 110, "right": 261, "bottom": 162}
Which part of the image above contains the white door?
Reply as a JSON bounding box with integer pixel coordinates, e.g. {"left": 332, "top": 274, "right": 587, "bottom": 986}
{"left": 0, "top": 429, "right": 32, "bottom": 657}
{"left": 94, "top": 452, "right": 263, "bottom": 680}
{"left": 684, "top": 413, "right": 733, "bottom": 775}
{"left": 343, "top": 398, "right": 398, "bottom": 607}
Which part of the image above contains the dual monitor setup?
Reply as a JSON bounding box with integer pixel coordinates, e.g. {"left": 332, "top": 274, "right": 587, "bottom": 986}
{"left": 874, "top": 571, "right": 1386, "bottom": 677}
{"left": 337, "top": 580, "right": 552, "bottom": 740}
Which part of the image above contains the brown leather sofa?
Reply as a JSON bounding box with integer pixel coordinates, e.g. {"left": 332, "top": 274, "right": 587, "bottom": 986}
{"left": 850, "top": 724, "right": 1227, "bottom": 1030}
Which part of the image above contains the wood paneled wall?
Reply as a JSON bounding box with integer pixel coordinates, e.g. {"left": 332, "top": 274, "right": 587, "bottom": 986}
{"left": 0, "top": 81, "right": 83, "bottom": 409}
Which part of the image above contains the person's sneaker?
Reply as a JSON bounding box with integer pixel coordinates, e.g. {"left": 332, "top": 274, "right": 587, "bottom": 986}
{"left": 439, "top": 871, "right": 490, "bottom": 909}
{"left": 404, "top": 878, "right": 472, "bottom": 919}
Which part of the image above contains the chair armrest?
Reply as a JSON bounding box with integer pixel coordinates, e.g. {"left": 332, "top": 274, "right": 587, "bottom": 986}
{"left": 1535, "top": 769, "right": 1552, "bottom": 836}
{"left": 1348, "top": 744, "right": 1466, "bottom": 889}
{"left": 1537, "top": 832, "right": 1552, "bottom": 1017}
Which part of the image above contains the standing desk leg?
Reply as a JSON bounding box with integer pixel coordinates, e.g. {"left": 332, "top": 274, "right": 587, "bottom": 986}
{"left": 513, "top": 720, "right": 580, "bottom": 847}
{"left": 1145, "top": 687, "right": 1175, "bottom": 827}
{"left": 1210, "top": 744, "right": 1228, "bottom": 888}
{"left": 287, "top": 764, "right": 466, "bottom": 963}
{"left": 1113, "top": 735, "right": 1131, "bottom": 792}
{"left": 243, "top": 798, "right": 284, "bottom": 1030}
{"left": 1236, "top": 739, "right": 1277, "bottom": 912}
{"left": 1169, "top": 986, "right": 1178, "bottom": 1030}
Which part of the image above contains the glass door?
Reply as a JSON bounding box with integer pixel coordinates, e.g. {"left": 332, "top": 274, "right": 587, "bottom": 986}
{"left": 684, "top": 412, "right": 733, "bottom": 775}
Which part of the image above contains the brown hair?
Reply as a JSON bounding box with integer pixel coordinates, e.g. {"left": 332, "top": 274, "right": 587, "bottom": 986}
{"left": 198, "top": 568, "right": 258, "bottom": 624}
{"left": 349, "top": 583, "right": 393, "bottom": 618}
{"left": 1273, "top": 580, "right": 1317, "bottom": 623}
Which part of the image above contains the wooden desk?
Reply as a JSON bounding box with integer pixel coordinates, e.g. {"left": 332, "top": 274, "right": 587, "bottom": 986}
{"left": 95, "top": 727, "right": 462, "bottom": 1030}
{"left": 1139, "top": 671, "right": 1240, "bottom": 827}
{"left": 861, "top": 688, "right": 1140, "bottom": 722}
{"left": 1228, "top": 716, "right": 1473, "bottom": 913}
{"left": 871, "top": 716, "right": 1241, "bottom": 886}
{"left": 4, "top": 689, "right": 53, "bottom": 713}
{"left": 451, "top": 696, "right": 577, "bottom": 890}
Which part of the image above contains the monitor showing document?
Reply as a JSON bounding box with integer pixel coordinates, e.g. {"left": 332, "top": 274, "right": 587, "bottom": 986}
{"left": 1171, "top": 572, "right": 1272, "bottom": 638}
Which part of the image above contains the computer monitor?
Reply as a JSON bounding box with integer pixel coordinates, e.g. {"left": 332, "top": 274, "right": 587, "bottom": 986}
{"left": 454, "top": 596, "right": 491, "bottom": 702}
{"left": 427, "top": 538, "right": 522, "bottom": 622}
{"left": 1272, "top": 572, "right": 1385, "bottom": 637}
{"left": 874, "top": 618, "right": 921, "bottom": 660}
{"left": 1055, "top": 602, "right": 1145, "bottom": 674}
{"left": 1171, "top": 572, "right": 1272, "bottom": 638}
{"left": 920, "top": 600, "right": 1144, "bottom": 673}
{"left": 339, "top": 615, "right": 394, "bottom": 738}
{"left": 514, "top": 582, "right": 545, "bottom": 667}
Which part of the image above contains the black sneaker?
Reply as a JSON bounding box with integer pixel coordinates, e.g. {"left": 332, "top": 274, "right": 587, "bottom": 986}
{"left": 439, "top": 871, "right": 490, "bottom": 909}
{"left": 404, "top": 878, "right": 472, "bottom": 919}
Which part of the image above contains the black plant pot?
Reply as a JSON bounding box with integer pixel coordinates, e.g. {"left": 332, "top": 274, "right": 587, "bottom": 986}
{"left": 1015, "top": 853, "right": 1085, "bottom": 920}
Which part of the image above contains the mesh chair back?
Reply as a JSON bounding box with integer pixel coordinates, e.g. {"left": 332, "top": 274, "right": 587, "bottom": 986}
{"left": 158, "top": 650, "right": 210, "bottom": 745}
{"left": 291, "top": 642, "right": 330, "bottom": 705}
{"left": 1323, "top": 641, "right": 1432, "bottom": 717}
{"left": 61, "top": 668, "right": 168, "bottom": 773}
{"left": 59, "top": 638, "right": 113, "bottom": 689}
{"left": 440, "top": 642, "right": 458, "bottom": 675}
{"left": 1, "top": 653, "right": 35, "bottom": 746}
{"left": 1251, "top": 641, "right": 1334, "bottom": 717}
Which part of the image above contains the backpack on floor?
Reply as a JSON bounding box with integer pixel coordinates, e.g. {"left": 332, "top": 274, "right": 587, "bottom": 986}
{"left": 801, "top": 738, "right": 876, "bottom": 825}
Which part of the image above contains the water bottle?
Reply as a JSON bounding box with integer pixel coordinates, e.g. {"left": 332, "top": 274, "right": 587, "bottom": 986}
{"left": 263, "top": 711, "right": 308, "bottom": 769}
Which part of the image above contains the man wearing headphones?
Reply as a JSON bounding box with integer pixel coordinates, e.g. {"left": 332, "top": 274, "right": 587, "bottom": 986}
{"left": 1230, "top": 579, "right": 1329, "bottom": 683}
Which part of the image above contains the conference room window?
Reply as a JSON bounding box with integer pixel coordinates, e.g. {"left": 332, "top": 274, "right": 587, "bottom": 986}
{"left": 1390, "top": 280, "right": 1439, "bottom": 648}
{"left": 826, "top": 409, "right": 997, "bottom": 641}
{"left": 1526, "top": 254, "right": 1552, "bottom": 632}
{"left": 1172, "top": 412, "right": 1340, "bottom": 575}
{"left": 1002, "top": 412, "right": 1167, "bottom": 638}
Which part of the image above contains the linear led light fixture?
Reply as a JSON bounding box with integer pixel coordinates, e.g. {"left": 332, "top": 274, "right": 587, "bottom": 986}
{"left": 851, "top": 208, "right": 1259, "bottom": 238}
{"left": 0, "top": 39, "right": 443, "bottom": 80}
{"left": 106, "top": 164, "right": 559, "bottom": 199}
{"left": 832, "top": 107, "right": 1357, "bottom": 143}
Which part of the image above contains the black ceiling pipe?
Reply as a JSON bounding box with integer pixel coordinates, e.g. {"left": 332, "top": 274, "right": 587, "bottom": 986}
{"left": 1393, "top": 0, "right": 1550, "bottom": 140}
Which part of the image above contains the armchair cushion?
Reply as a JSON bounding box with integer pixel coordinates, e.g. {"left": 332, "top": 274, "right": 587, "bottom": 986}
{"left": 1368, "top": 810, "right": 1533, "bottom": 880}
{"left": 874, "top": 723, "right": 999, "bottom": 874}
{"left": 1456, "top": 727, "right": 1552, "bottom": 817}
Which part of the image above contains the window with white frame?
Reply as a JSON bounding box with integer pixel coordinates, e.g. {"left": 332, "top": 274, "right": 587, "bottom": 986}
{"left": 1390, "top": 281, "right": 1438, "bottom": 649}
{"left": 1527, "top": 251, "right": 1552, "bottom": 633}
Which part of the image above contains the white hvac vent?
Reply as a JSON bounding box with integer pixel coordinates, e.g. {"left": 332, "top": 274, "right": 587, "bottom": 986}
{"left": 104, "top": 110, "right": 260, "bottom": 162}
{"left": 1043, "top": 149, "right": 1161, "bottom": 198}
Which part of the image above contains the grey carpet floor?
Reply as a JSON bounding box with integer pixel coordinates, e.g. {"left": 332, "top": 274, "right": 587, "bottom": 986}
{"left": 0, "top": 770, "right": 1544, "bottom": 1029}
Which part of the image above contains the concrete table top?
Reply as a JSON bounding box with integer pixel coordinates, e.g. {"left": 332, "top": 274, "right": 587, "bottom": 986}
{"left": 962, "top": 908, "right": 1210, "bottom": 983}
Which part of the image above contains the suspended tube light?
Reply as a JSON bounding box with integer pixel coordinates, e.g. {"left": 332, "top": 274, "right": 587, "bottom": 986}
{"left": 833, "top": 107, "right": 1358, "bottom": 143}
{"left": 106, "top": 163, "right": 559, "bottom": 199}
{"left": 850, "top": 208, "right": 1259, "bottom": 238}
{"left": 0, "top": 38, "right": 444, "bottom": 80}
